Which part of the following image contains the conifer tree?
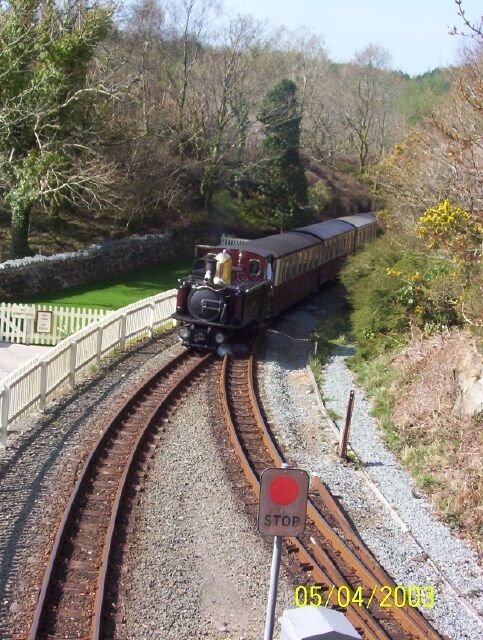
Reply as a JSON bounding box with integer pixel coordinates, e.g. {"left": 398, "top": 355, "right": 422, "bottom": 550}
{"left": 257, "top": 79, "right": 308, "bottom": 231}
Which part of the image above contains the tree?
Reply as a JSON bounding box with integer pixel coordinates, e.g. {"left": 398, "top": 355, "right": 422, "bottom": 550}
{"left": 0, "top": 0, "right": 115, "bottom": 257}
{"left": 195, "top": 14, "right": 265, "bottom": 205}
{"left": 256, "top": 79, "right": 308, "bottom": 231}
{"left": 342, "top": 45, "right": 398, "bottom": 173}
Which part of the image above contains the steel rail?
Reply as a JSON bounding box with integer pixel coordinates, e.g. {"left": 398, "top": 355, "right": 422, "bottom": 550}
{"left": 220, "top": 355, "right": 387, "bottom": 640}
{"left": 29, "top": 349, "right": 213, "bottom": 640}
{"left": 220, "top": 354, "right": 443, "bottom": 640}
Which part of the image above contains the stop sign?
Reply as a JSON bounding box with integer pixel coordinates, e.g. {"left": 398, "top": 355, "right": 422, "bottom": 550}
{"left": 258, "top": 467, "right": 309, "bottom": 536}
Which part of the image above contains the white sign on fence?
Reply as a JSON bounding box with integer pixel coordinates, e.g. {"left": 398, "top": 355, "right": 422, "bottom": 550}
{"left": 35, "top": 311, "right": 53, "bottom": 334}
{"left": 11, "top": 306, "right": 35, "bottom": 319}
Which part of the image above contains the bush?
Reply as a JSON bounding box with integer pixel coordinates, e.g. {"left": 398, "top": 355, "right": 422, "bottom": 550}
{"left": 341, "top": 236, "right": 467, "bottom": 360}
{"left": 308, "top": 180, "right": 332, "bottom": 214}
{"left": 340, "top": 237, "right": 408, "bottom": 359}
{"left": 210, "top": 190, "right": 242, "bottom": 223}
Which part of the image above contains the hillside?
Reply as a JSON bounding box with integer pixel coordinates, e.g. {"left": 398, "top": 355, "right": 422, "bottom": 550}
{"left": 390, "top": 331, "right": 482, "bottom": 547}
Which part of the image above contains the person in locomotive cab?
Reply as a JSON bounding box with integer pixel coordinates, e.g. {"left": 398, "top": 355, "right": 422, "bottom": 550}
{"left": 265, "top": 258, "right": 273, "bottom": 281}
{"left": 204, "top": 253, "right": 217, "bottom": 282}
{"left": 265, "top": 257, "right": 274, "bottom": 315}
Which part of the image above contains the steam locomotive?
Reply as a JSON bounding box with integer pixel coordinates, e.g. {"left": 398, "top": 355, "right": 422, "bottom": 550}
{"left": 172, "top": 213, "right": 377, "bottom": 355}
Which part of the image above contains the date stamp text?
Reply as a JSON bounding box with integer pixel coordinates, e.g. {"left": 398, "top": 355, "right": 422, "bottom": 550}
{"left": 294, "top": 585, "right": 436, "bottom": 609}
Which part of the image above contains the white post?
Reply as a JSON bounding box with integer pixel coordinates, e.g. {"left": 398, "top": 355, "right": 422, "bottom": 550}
{"left": 0, "top": 385, "right": 11, "bottom": 448}
{"left": 40, "top": 361, "right": 47, "bottom": 410}
{"left": 120, "top": 314, "right": 127, "bottom": 351}
{"left": 25, "top": 314, "right": 32, "bottom": 345}
{"left": 96, "top": 325, "right": 103, "bottom": 367}
{"left": 69, "top": 342, "right": 77, "bottom": 388}
{"left": 148, "top": 302, "right": 155, "bottom": 338}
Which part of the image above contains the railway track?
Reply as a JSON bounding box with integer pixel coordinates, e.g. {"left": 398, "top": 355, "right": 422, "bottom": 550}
{"left": 28, "top": 349, "right": 213, "bottom": 640}
{"left": 219, "top": 354, "right": 444, "bottom": 640}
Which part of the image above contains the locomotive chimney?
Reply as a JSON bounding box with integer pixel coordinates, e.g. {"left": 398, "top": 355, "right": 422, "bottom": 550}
{"left": 205, "top": 253, "right": 217, "bottom": 283}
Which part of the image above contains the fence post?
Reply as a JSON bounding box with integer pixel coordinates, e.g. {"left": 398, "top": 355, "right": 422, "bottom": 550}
{"left": 0, "top": 385, "right": 11, "bottom": 448}
{"left": 69, "top": 342, "right": 77, "bottom": 389}
{"left": 148, "top": 302, "right": 155, "bottom": 338}
{"left": 96, "top": 325, "right": 103, "bottom": 367}
{"left": 338, "top": 390, "right": 355, "bottom": 459}
{"left": 40, "top": 361, "right": 47, "bottom": 410}
{"left": 120, "top": 314, "right": 127, "bottom": 351}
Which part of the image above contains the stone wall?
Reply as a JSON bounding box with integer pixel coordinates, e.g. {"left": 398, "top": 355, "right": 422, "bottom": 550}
{"left": 0, "top": 229, "right": 219, "bottom": 300}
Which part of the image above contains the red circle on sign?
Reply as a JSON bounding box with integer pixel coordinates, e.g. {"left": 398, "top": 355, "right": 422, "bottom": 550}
{"left": 269, "top": 477, "right": 299, "bottom": 506}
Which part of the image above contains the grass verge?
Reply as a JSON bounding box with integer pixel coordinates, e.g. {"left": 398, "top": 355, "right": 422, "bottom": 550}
{"left": 310, "top": 309, "right": 352, "bottom": 385}
{"left": 14, "top": 260, "right": 192, "bottom": 310}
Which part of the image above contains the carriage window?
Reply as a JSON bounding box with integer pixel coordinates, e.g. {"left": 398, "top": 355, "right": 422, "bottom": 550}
{"left": 249, "top": 259, "right": 261, "bottom": 275}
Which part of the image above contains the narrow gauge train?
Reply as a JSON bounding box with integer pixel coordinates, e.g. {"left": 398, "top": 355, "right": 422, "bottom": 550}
{"left": 172, "top": 213, "right": 377, "bottom": 354}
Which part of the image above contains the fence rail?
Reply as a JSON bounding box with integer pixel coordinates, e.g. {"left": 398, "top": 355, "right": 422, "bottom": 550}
{"left": 0, "top": 289, "right": 177, "bottom": 448}
{"left": 0, "top": 303, "right": 109, "bottom": 345}
{"left": 220, "top": 234, "right": 251, "bottom": 246}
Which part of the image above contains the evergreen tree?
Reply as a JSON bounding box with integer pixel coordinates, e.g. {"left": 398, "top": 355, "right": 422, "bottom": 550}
{"left": 257, "top": 79, "right": 308, "bottom": 231}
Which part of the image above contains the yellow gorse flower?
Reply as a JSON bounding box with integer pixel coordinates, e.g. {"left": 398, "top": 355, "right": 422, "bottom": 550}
{"left": 417, "top": 199, "right": 472, "bottom": 238}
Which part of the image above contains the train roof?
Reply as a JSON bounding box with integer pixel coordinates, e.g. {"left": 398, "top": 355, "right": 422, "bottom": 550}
{"left": 233, "top": 231, "right": 320, "bottom": 259}
{"left": 294, "top": 219, "right": 355, "bottom": 241}
{"left": 336, "top": 213, "right": 376, "bottom": 228}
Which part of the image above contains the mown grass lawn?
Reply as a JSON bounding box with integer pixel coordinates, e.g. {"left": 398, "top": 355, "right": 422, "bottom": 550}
{"left": 17, "top": 260, "right": 192, "bottom": 310}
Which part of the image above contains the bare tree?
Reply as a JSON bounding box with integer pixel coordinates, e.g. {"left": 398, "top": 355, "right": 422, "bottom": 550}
{"left": 193, "top": 14, "right": 267, "bottom": 204}
{"left": 342, "top": 44, "right": 399, "bottom": 173}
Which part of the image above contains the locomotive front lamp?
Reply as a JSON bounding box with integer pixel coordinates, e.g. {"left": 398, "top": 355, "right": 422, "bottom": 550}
{"left": 215, "top": 332, "right": 226, "bottom": 344}
{"left": 179, "top": 326, "right": 190, "bottom": 340}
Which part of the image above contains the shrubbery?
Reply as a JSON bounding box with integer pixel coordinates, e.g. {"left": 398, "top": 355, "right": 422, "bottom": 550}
{"left": 340, "top": 228, "right": 476, "bottom": 361}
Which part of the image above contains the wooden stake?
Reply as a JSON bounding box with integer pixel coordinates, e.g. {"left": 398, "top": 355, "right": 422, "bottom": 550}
{"left": 338, "top": 390, "right": 355, "bottom": 458}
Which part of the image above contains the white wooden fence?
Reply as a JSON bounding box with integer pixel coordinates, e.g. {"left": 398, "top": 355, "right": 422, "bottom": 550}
{"left": 220, "top": 234, "right": 251, "bottom": 246}
{"left": 0, "top": 303, "right": 109, "bottom": 345}
{"left": 0, "top": 289, "right": 177, "bottom": 447}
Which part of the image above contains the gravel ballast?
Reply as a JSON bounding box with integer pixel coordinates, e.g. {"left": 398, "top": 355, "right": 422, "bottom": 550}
{"left": 257, "top": 286, "right": 483, "bottom": 640}
{"left": 118, "top": 381, "right": 295, "bottom": 640}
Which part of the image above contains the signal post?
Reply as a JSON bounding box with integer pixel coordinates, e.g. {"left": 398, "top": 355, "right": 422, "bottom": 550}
{"left": 258, "top": 465, "right": 309, "bottom": 640}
